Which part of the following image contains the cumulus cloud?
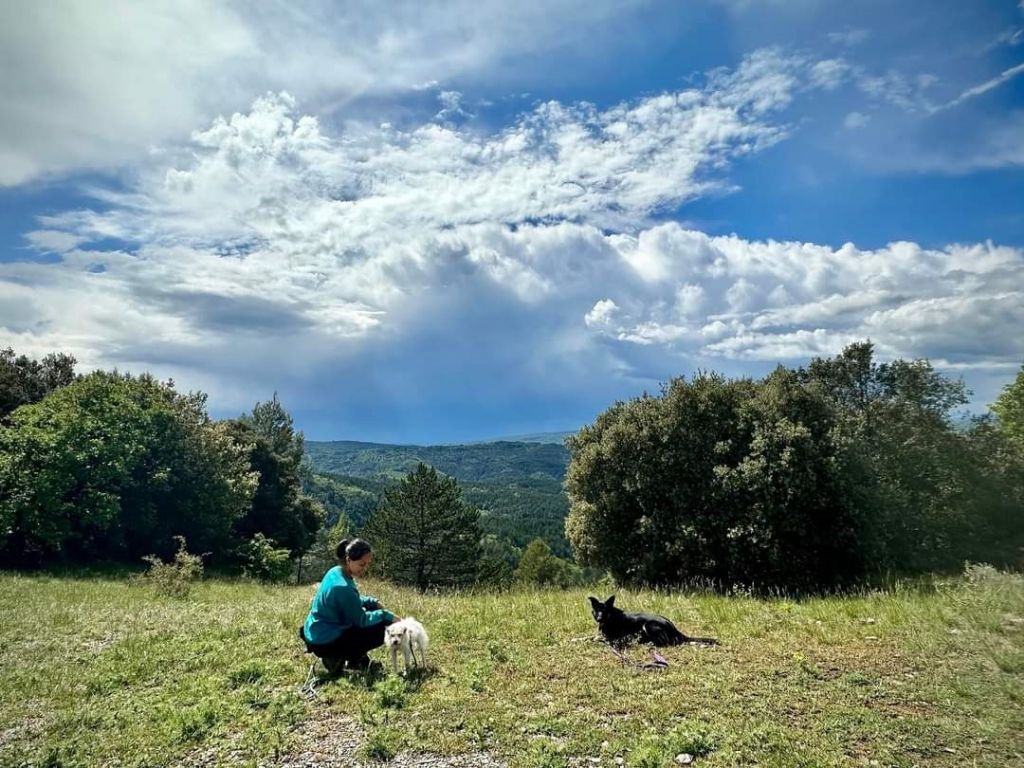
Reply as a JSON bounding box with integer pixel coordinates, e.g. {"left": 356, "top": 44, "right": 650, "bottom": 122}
{"left": 2, "top": 47, "right": 1021, "bottom": 430}
{"left": 591, "top": 228, "right": 1024, "bottom": 370}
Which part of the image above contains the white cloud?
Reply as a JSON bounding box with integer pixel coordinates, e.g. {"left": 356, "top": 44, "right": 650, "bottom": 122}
{"left": 674, "top": 284, "right": 706, "bottom": 318}
{"left": 938, "top": 61, "right": 1024, "bottom": 112}
{"left": 855, "top": 69, "right": 938, "bottom": 113}
{"left": 2, "top": 49, "right": 1021, "bottom": 418}
{"left": 0, "top": 0, "right": 651, "bottom": 186}
{"left": 585, "top": 299, "right": 619, "bottom": 328}
{"left": 826, "top": 28, "right": 870, "bottom": 47}
{"left": 843, "top": 111, "right": 870, "bottom": 129}
{"left": 809, "top": 59, "right": 849, "bottom": 90}
{"left": 22, "top": 230, "right": 89, "bottom": 254}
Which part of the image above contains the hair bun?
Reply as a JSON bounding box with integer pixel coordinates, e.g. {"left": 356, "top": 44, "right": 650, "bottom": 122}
{"left": 335, "top": 539, "right": 351, "bottom": 562}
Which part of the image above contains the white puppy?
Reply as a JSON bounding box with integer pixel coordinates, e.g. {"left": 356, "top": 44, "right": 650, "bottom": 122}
{"left": 384, "top": 617, "right": 429, "bottom": 675}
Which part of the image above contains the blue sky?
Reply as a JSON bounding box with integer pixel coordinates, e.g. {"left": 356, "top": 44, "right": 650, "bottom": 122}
{"left": 2, "top": 0, "right": 1023, "bottom": 443}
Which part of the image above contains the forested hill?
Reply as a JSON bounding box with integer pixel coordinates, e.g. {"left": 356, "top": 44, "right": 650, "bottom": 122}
{"left": 304, "top": 439, "right": 570, "bottom": 482}
{"left": 302, "top": 439, "right": 574, "bottom": 557}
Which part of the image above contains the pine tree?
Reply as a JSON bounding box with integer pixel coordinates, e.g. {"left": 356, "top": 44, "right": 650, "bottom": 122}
{"left": 364, "top": 463, "right": 481, "bottom": 590}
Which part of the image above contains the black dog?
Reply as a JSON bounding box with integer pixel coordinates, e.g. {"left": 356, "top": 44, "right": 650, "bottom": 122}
{"left": 588, "top": 595, "right": 718, "bottom": 647}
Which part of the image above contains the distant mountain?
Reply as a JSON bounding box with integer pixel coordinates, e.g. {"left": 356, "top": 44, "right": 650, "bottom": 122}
{"left": 477, "top": 431, "right": 576, "bottom": 445}
{"left": 304, "top": 439, "right": 570, "bottom": 483}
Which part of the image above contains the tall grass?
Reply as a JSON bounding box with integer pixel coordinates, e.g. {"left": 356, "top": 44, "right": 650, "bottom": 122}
{"left": 1, "top": 569, "right": 1021, "bottom": 767}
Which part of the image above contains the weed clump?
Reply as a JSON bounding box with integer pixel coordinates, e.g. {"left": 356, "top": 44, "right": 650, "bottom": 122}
{"left": 139, "top": 536, "right": 204, "bottom": 597}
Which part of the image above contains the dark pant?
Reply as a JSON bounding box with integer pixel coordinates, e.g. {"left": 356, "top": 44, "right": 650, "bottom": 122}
{"left": 300, "top": 622, "right": 389, "bottom": 663}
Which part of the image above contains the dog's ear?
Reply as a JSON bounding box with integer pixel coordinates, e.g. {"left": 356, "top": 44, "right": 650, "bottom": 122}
{"left": 606, "top": 595, "right": 616, "bottom": 607}
{"left": 588, "top": 596, "right": 601, "bottom": 608}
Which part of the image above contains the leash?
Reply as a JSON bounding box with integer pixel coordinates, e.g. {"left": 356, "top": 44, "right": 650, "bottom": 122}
{"left": 605, "top": 642, "right": 669, "bottom": 671}
{"left": 300, "top": 660, "right": 319, "bottom": 699}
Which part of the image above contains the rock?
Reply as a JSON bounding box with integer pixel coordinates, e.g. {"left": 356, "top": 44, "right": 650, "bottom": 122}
{"left": 675, "top": 754, "right": 694, "bottom": 765}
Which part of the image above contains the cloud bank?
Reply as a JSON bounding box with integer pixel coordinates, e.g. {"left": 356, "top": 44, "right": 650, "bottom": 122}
{"left": 3, "top": 48, "right": 1022, "bottom": 436}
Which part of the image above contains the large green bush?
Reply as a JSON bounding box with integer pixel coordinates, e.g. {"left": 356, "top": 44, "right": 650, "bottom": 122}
{"left": 566, "top": 343, "right": 1024, "bottom": 590}
{"left": 0, "top": 371, "right": 256, "bottom": 566}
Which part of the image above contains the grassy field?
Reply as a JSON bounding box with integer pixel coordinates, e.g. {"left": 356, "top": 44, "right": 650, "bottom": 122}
{"left": 1, "top": 567, "right": 1022, "bottom": 768}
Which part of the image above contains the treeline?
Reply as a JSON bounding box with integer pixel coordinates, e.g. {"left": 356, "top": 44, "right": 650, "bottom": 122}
{"left": 0, "top": 348, "right": 321, "bottom": 572}
{"left": 567, "top": 342, "right": 1024, "bottom": 591}
{"left": 6, "top": 342, "right": 1022, "bottom": 593}
{"left": 304, "top": 439, "right": 568, "bottom": 482}
{"left": 302, "top": 471, "right": 571, "bottom": 558}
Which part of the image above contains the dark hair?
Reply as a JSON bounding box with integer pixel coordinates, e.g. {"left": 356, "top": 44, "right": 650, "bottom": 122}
{"left": 336, "top": 538, "right": 372, "bottom": 563}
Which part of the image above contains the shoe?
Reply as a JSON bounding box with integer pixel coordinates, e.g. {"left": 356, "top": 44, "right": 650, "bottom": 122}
{"left": 322, "top": 656, "right": 344, "bottom": 674}
{"left": 346, "top": 654, "right": 371, "bottom": 671}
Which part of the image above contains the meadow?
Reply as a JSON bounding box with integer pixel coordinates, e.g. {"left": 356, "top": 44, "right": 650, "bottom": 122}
{"left": 1, "top": 566, "right": 1022, "bottom": 768}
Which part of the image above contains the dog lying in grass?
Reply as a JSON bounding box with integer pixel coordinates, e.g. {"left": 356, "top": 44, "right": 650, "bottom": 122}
{"left": 384, "top": 617, "right": 429, "bottom": 675}
{"left": 588, "top": 595, "right": 718, "bottom": 647}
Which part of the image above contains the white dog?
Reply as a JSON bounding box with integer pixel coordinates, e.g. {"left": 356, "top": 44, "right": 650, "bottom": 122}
{"left": 384, "top": 617, "right": 429, "bottom": 675}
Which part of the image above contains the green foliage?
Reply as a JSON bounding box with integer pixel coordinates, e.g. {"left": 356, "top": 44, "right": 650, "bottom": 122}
{"left": 301, "top": 469, "right": 383, "bottom": 528}
{"left": 295, "top": 513, "right": 353, "bottom": 583}
{"left": 226, "top": 394, "right": 323, "bottom": 561}
{"left": 515, "top": 538, "right": 582, "bottom": 587}
{"left": 375, "top": 676, "right": 409, "bottom": 709}
{"left": 566, "top": 367, "right": 858, "bottom": 589}
{"left": 0, "top": 346, "right": 77, "bottom": 418}
{"left": 363, "top": 463, "right": 482, "bottom": 590}
{"left": 805, "top": 343, "right": 1021, "bottom": 574}
{"left": 304, "top": 439, "right": 569, "bottom": 482}
{"left": 526, "top": 740, "right": 567, "bottom": 768}
{"left": 0, "top": 371, "right": 257, "bottom": 566}
{"left": 241, "top": 533, "right": 293, "bottom": 583}
{"left": 993, "top": 364, "right": 1024, "bottom": 453}
{"left": 567, "top": 343, "right": 1024, "bottom": 590}
{"left": 463, "top": 478, "right": 571, "bottom": 557}
{"left": 477, "top": 534, "right": 519, "bottom": 586}
{"left": 359, "top": 725, "right": 404, "bottom": 762}
{"left": 140, "top": 536, "right": 204, "bottom": 598}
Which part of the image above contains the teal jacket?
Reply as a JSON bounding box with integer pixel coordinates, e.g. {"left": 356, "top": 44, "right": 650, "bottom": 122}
{"left": 302, "top": 566, "right": 394, "bottom": 645}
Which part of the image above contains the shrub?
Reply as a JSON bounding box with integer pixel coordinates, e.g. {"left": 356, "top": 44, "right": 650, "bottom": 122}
{"left": 241, "top": 533, "right": 293, "bottom": 583}
{"left": 140, "top": 536, "right": 204, "bottom": 598}
{"left": 359, "top": 726, "right": 403, "bottom": 762}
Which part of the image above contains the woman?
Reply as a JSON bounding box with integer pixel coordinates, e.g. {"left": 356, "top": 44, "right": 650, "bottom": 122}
{"left": 300, "top": 538, "right": 396, "bottom": 672}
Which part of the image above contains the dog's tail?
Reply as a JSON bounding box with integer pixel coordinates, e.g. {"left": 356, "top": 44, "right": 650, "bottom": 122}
{"left": 645, "top": 622, "right": 687, "bottom": 646}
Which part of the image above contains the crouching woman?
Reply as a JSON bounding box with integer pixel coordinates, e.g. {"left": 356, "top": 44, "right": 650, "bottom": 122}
{"left": 300, "top": 538, "right": 395, "bottom": 672}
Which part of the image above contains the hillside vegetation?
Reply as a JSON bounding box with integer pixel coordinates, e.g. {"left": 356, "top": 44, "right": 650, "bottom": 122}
{"left": 1, "top": 569, "right": 1022, "bottom": 767}
{"left": 304, "top": 440, "right": 569, "bottom": 483}
{"left": 302, "top": 440, "right": 573, "bottom": 558}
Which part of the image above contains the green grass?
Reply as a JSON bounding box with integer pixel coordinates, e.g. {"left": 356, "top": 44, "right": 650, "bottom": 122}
{"left": 1, "top": 569, "right": 1023, "bottom": 767}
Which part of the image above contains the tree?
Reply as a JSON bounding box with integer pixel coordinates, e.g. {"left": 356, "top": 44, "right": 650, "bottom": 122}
{"left": 477, "top": 534, "right": 519, "bottom": 586}
{"left": 0, "top": 347, "right": 77, "bottom": 418}
{"left": 801, "top": 344, "right": 983, "bottom": 573}
{"left": 226, "top": 394, "right": 322, "bottom": 561}
{"left": 565, "top": 368, "right": 858, "bottom": 590}
{"left": 363, "top": 463, "right": 481, "bottom": 590}
{"left": 0, "top": 372, "right": 256, "bottom": 566}
{"left": 567, "top": 342, "right": 1021, "bottom": 591}
{"left": 515, "top": 538, "right": 580, "bottom": 587}
{"left": 993, "top": 365, "right": 1024, "bottom": 453}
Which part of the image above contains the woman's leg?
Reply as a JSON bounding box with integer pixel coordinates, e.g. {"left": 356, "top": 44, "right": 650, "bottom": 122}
{"left": 308, "top": 622, "right": 388, "bottom": 668}
{"left": 335, "top": 622, "right": 388, "bottom": 663}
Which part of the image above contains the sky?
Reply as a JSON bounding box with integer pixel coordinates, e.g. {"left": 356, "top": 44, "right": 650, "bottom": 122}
{"left": 1, "top": 0, "right": 1023, "bottom": 444}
